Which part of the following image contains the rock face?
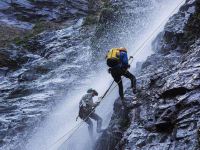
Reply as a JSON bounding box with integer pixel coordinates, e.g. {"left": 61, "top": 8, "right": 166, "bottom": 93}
{"left": 96, "top": 0, "right": 200, "bottom": 149}
{"left": 0, "top": 0, "right": 199, "bottom": 149}
{"left": 0, "top": 0, "right": 104, "bottom": 149}
{"left": 0, "top": 0, "right": 97, "bottom": 29}
{"left": 95, "top": 88, "right": 140, "bottom": 150}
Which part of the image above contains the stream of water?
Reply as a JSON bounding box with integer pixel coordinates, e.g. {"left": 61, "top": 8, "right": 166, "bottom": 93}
{"left": 25, "top": 0, "right": 185, "bottom": 150}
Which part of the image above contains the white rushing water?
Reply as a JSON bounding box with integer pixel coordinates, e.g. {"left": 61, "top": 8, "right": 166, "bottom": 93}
{"left": 26, "top": 0, "right": 185, "bottom": 150}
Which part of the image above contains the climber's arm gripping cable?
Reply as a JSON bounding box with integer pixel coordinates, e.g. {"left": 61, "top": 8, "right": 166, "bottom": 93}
{"left": 76, "top": 56, "right": 133, "bottom": 121}
{"left": 94, "top": 56, "right": 134, "bottom": 107}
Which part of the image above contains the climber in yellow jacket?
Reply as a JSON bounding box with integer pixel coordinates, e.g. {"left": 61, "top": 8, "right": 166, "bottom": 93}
{"left": 106, "top": 47, "right": 136, "bottom": 107}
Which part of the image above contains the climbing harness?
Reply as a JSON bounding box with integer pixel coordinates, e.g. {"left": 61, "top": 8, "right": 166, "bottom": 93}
{"left": 48, "top": 57, "right": 133, "bottom": 150}
{"left": 76, "top": 56, "right": 133, "bottom": 121}
{"left": 48, "top": 81, "right": 115, "bottom": 150}
{"left": 47, "top": 0, "right": 186, "bottom": 149}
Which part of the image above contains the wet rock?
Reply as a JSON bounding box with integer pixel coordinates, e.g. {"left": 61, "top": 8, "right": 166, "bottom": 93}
{"left": 0, "top": 48, "right": 28, "bottom": 70}
{"left": 0, "top": 105, "right": 18, "bottom": 113}
{"left": 160, "top": 87, "right": 189, "bottom": 99}
{"left": 7, "top": 86, "right": 32, "bottom": 99}
{"left": 96, "top": 0, "right": 200, "bottom": 149}
{"left": 0, "top": 1, "right": 106, "bottom": 149}
{"left": 0, "top": 0, "right": 103, "bottom": 28}
{"left": 95, "top": 88, "right": 139, "bottom": 150}
{"left": 99, "top": 7, "right": 115, "bottom": 23}
{"left": 0, "top": 51, "right": 18, "bottom": 69}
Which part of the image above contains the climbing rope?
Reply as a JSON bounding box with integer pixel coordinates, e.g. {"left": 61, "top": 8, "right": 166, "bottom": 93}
{"left": 48, "top": 58, "right": 133, "bottom": 150}
{"left": 48, "top": 81, "right": 116, "bottom": 150}
{"left": 129, "top": 0, "right": 186, "bottom": 62}
{"left": 47, "top": 0, "right": 186, "bottom": 149}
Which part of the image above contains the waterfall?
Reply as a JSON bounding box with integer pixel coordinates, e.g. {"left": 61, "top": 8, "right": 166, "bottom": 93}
{"left": 25, "top": 0, "right": 185, "bottom": 150}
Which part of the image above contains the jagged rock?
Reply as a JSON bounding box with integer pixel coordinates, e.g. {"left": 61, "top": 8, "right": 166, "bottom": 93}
{"left": 0, "top": 0, "right": 200, "bottom": 149}
{"left": 95, "top": 88, "right": 139, "bottom": 150}
{"left": 96, "top": 0, "right": 200, "bottom": 150}
{"left": 0, "top": 51, "right": 19, "bottom": 69}
{"left": 0, "top": 48, "right": 28, "bottom": 70}
{"left": 0, "top": 0, "right": 103, "bottom": 29}
{"left": 0, "top": 1, "right": 105, "bottom": 149}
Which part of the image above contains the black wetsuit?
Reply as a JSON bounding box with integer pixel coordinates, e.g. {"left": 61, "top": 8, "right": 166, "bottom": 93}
{"left": 110, "top": 67, "right": 136, "bottom": 102}
{"left": 108, "top": 50, "right": 136, "bottom": 106}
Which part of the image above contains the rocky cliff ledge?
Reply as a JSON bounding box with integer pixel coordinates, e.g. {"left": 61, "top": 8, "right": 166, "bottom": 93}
{"left": 96, "top": 0, "right": 200, "bottom": 149}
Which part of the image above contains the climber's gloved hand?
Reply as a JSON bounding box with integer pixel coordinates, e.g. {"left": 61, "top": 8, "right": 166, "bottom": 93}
{"left": 129, "top": 56, "right": 133, "bottom": 59}
{"left": 94, "top": 102, "right": 99, "bottom": 107}
{"left": 108, "top": 68, "right": 112, "bottom": 74}
{"left": 94, "top": 98, "right": 102, "bottom": 107}
{"left": 97, "top": 97, "right": 103, "bottom": 102}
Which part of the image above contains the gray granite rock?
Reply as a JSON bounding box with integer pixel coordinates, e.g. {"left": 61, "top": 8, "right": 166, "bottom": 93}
{"left": 95, "top": 0, "right": 200, "bottom": 149}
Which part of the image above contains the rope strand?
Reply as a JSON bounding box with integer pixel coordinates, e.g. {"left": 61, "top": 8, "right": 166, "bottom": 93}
{"left": 47, "top": 1, "right": 185, "bottom": 149}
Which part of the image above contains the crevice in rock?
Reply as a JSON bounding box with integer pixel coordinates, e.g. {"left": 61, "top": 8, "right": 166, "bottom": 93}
{"left": 161, "top": 87, "right": 189, "bottom": 99}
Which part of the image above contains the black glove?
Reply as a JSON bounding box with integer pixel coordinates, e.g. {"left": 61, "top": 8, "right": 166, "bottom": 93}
{"left": 108, "top": 68, "right": 112, "bottom": 73}
{"left": 127, "top": 64, "right": 131, "bottom": 68}
{"left": 95, "top": 101, "right": 100, "bottom": 107}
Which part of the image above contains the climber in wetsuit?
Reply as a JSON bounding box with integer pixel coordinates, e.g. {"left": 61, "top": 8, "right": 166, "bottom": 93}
{"left": 106, "top": 47, "right": 136, "bottom": 107}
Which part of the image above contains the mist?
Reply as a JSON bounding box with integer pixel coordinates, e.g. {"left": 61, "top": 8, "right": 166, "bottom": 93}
{"left": 25, "top": 0, "right": 185, "bottom": 150}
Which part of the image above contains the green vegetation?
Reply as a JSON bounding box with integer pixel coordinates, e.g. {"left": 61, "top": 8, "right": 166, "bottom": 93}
{"left": 0, "top": 24, "right": 27, "bottom": 48}
{"left": 84, "top": 15, "right": 99, "bottom": 25}
{"left": 83, "top": 0, "right": 114, "bottom": 25}
{"left": 0, "top": 20, "right": 62, "bottom": 48}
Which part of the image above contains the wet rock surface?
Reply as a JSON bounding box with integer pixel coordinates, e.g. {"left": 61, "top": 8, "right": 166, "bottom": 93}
{"left": 0, "top": 0, "right": 96, "bottom": 29}
{"left": 95, "top": 88, "right": 139, "bottom": 150}
{"left": 96, "top": 0, "right": 200, "bottom": 150}
{"left": 0, "top": 0, "right": 200, "bottom": 149}
{"left": 0, "top": 0, "right": 104, "bottom": 149}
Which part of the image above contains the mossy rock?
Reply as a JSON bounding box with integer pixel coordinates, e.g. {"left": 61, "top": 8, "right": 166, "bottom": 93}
{"left": 0, "top": 24, "right": 27, "bottom": 48}
{"left": 99, "top": 7, "right": 115, "bottom": 23}
{"left": 84, "top": 15, "right": 99, "bottom": 25}
{"left": 101, "top": 0, "right": 112, "bottom": 8}
{"left": 33, "top": 21, "right": 60, "bottom": 34}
